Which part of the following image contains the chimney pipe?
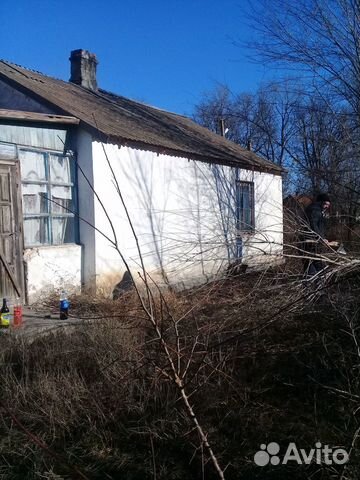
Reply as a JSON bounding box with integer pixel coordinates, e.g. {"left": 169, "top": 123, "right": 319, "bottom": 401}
{"left": 69, "top": 49, "right": 98, "bottom": 91}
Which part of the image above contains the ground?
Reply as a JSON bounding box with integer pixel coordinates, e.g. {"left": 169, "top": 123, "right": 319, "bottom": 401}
{"left": 0, "top": 266, "right": 360, "bottom": 479}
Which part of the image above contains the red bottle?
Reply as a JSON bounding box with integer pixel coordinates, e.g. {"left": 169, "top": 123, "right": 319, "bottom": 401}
{"left": 13, "top": 299, "right": 23, "bottom": 327}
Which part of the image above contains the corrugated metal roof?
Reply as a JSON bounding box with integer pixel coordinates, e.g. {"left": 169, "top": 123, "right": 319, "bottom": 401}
{"left": 0, "top": 60, "right": 283, "bottom": 174}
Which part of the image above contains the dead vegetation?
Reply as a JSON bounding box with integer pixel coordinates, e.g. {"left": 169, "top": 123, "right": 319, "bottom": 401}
{"left": 1, "top": 264, "right": 360, "bottom": 479}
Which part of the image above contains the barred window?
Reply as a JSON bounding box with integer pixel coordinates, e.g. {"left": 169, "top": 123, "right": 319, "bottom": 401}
{"left": 19, "top": 149, "right": 77, "bottom": 247}
{"left": 236, "top": 181, "right": 255, "bottom": 232}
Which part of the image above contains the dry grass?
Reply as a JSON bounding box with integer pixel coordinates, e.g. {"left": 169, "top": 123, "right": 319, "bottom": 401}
{"left": 1, "top": 267, "right": 360, "bottom": 479}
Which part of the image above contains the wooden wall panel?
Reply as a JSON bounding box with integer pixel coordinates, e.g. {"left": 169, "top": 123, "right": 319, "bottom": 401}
{"left": 0, "top": 163, "right": 23, "bottom": 299}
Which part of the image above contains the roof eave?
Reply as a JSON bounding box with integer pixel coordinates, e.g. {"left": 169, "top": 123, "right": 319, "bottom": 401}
{"left": 101, "top": 133, "right": 284, "bottom": 175}
{"left": 0, "top": 108, "right": 79, "bottom": 125}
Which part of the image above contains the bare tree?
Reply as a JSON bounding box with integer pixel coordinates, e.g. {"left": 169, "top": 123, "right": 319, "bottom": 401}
{"left": 194, "top": 82, "right": 300, "bottom": 168}
{"left": 247, "top": 0, "right": 360, "bottom": 117}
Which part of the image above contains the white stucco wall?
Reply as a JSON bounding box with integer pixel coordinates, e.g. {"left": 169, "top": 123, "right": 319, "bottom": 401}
{"left": 241, "top": 170, "right": 283, "bottom": 265}
{"left": 24, "top": 244, "right": 82, "bottom": 303}
{"left": 90, "top": 142, "right": 283, "bottom": 293}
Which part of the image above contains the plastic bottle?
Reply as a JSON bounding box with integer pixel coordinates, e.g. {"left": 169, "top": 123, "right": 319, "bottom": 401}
{"left": 0, "top": 298, "right": 10, "bottom": 328}
{"left": 60, "top": 290, "right": 69, "bottom": 320}
{"left": 13, "top": 298, "right": 23, "bottom": 327}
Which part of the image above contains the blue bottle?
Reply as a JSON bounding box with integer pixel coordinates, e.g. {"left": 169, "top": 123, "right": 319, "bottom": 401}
{"left": 60, "top": 290, "right": 69, "bottom": 320}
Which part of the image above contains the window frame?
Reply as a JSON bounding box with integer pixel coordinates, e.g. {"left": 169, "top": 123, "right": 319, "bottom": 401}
{"left": 19, "top": 147, "right": 78, "bottom": 247}
{"left": 236, "top": 180, "right": 255, "bottom": 233}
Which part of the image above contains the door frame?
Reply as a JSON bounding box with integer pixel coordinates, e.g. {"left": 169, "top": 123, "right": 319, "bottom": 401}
{"left": 0, "top": 157, "right": 25, "bottom": 302}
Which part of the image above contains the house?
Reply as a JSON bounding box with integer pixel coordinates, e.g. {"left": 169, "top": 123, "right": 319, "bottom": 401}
{"left": 0, "top": 50, "right": 284, "bottom": 303}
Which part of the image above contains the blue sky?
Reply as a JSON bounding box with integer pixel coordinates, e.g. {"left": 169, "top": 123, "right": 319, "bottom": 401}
{"left": 0, "top": 0, "right": 271, "bottom": 115}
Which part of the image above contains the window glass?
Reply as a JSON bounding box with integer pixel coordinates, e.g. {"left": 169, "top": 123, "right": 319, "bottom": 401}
{"left": 19, "top": 151, "right": 46, "bottom": 181}
{"left": 23, "top": 217, "right": 49, "bottom": 246}
{"left": 22, "top": 184, "right": 47, "bottom": 214}
{"left": 51, "top": 186, "right": 72, "bottom": 214}
{"left": 52, "top": 216, "right": 76, "bottom": 244}
{"left": 50, "top": 155, "right": 71, "bottom": 183}
{"left": 52, "top": 217, "right": 67, "bottom": 244}
{"left": 237, "top": 182, "right": 255, "bottom": 232}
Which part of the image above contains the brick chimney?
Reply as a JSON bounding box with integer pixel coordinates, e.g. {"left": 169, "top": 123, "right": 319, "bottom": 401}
{"left": 69, "top": 49, "right": 98, "bottom": 91}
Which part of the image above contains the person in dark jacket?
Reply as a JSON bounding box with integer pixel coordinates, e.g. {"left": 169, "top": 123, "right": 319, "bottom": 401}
{"left": 303, "top": 193, "right": 331, "bottom": 276}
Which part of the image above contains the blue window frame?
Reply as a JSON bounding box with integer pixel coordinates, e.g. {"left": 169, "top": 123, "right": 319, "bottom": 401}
{"left": 19, "top": 148, "right": 78, "bottom": 247}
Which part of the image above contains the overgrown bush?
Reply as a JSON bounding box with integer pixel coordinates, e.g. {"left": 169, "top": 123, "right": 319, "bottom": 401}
{"left": 1, "top": 271, "right": 360, "bottom": 479}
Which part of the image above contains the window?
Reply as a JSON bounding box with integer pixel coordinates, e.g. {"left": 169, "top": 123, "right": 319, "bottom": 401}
{"left": 19, "top": 149, "right": 77, "bottom": 247}
{"left": 236, "top": 181, "right": 255, "bottom": 232}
